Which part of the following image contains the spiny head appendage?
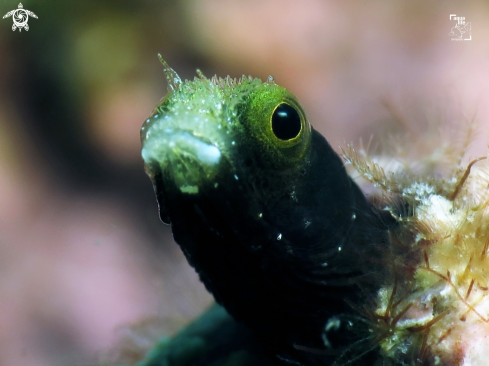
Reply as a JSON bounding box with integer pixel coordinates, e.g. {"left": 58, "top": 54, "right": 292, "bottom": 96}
{"left": 155, "top": 55, "right": 267, "bottom": 124}
{"left": 158, "top": 54, "right": 263, "bottom": 95}
{"left": 158, "top": 54, "right": 182, "bottom": 92}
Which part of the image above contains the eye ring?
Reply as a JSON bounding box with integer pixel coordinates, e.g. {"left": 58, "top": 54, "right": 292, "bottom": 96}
{"left": 271, "top": 103, "right": 302, "bottom": 141}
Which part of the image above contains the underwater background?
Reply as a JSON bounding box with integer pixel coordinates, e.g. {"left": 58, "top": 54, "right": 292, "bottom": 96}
{"left": 0, "top": 0, "right": 488, "bottom": 365}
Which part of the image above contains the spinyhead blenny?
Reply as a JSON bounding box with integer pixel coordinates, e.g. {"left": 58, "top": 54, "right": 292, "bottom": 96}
{"left": 141, "top": 56, "right": 386, "bottom": 365}
{"left": 141, "top": 57, "right": 489, "bottom": 365}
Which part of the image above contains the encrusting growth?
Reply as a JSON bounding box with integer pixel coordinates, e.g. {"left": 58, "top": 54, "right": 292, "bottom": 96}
{"left": 344, "top": 128, "right": 489, "bottom": 365}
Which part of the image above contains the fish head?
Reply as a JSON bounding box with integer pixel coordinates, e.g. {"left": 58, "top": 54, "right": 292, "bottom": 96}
{"left": 140, "top": 60, "right": 350, "bottom": 259}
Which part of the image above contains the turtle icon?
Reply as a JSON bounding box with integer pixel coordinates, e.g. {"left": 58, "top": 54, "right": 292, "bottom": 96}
{"left": 3, "top": 3, "right": 38, "bottom": 32}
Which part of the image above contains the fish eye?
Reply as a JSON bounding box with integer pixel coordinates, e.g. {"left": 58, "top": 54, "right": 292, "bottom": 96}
{"left": 271, "top": 103, "right": 302, "bottom": 141}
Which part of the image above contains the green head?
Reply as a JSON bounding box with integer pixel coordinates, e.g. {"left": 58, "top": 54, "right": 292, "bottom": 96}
{"left": 141, "top": 56, "right": 311, "bottom": 204}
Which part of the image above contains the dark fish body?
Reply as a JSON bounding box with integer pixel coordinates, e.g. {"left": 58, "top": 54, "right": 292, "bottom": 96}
{"left": 141, "top": 58, "right": 388, "bottom": 365}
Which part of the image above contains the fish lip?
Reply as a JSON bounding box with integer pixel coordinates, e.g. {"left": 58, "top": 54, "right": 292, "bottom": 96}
{"left": 142, "top": 128, "right": 226, "bottom": 194}
{"left": 142, "top": 130, "right": 222, "bottom": 167}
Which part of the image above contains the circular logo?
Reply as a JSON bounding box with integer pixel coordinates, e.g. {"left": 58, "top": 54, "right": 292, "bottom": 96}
{"left": 12, "top": 9, "right": 28, "bottom": 28}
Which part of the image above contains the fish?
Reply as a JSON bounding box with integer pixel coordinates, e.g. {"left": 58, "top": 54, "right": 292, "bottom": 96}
{"left": 141, "top": 57, "right": 489, "bottom": 366}
{"left": 140, "top": 56, "right": 390, "bottom": 365}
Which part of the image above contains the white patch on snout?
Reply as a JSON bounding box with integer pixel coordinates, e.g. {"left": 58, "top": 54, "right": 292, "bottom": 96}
{"left": 194, "top": 140, "right": 221, "bottom": 164}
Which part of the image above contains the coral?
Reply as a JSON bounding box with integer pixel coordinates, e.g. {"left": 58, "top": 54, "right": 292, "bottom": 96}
{"left": 344, "top": 127, "right": 489, "bottom": 365}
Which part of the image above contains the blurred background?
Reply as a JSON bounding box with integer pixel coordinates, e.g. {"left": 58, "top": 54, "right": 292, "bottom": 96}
{"left": 0, "top": 0, "right": 488, "bottom": 365}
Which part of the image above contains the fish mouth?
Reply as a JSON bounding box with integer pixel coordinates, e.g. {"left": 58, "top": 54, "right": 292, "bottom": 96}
{"left": 142, "top": 123, "right": 232, "bottom": 224}
{"left": 142, "top": 124, "right": 267, "bottom": 245}
{"left": 142, "top": 130, "right": 222, "bottom": 167}
{"left": 142, "top": 129, "right": 224, "bottom": 194}
{"left": 141, "top": 113, "right": 269, "bottom": 247}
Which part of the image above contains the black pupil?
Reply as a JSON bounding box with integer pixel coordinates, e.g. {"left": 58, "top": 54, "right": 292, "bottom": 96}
{"left": 271, "top": 103, "right": 302, "bottom": 140}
